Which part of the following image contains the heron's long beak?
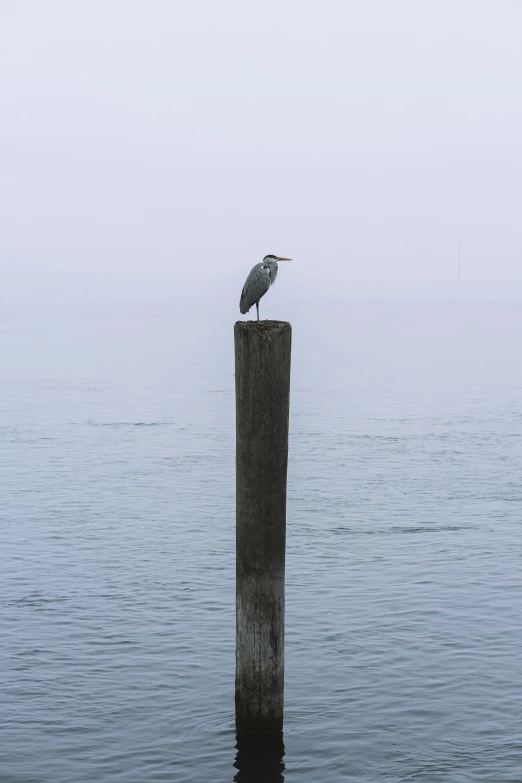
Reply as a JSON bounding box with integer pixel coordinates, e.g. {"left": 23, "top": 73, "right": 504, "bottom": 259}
{"left": 277, "top": 257, "right": 292, "bottom": 261}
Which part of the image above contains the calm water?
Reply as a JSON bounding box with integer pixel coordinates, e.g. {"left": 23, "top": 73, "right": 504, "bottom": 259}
{"left": 1, "top": 292, "right": 522, "bottom": 782}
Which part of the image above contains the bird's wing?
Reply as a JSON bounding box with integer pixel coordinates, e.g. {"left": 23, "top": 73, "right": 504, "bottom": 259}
{"left": 239, "top": 263, "right": 271, "bottom": 314}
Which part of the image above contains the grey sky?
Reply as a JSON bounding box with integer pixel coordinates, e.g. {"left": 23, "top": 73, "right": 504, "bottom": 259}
{"left": 2, "top": 0, "right": 522, "bottom": 294}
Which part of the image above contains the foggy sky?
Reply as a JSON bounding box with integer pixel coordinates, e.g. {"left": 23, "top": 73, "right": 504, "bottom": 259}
{"left": 2, "top": 0, "right": 522, "bottom": 297}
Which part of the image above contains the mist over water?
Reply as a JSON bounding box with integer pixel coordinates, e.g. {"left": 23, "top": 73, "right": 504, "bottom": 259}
{"left": 3, "top": 0, "right": 522, "bottom": 777}
{"left": 1, "top": 287, "right": 521, "bottom": 781}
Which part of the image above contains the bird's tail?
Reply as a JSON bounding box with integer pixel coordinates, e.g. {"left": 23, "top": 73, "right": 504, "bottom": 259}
{"left": 239, "top": 293, "right": 249, "bottom": 314}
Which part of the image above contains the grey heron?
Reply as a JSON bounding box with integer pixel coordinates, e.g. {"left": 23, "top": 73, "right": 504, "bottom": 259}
{"left": 239, "top": 255, "right": 292, "bottom": 321}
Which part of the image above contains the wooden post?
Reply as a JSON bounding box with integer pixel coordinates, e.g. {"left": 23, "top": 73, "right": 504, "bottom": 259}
{"left": 234, "top": 320, "right": 291, "bottom": 735}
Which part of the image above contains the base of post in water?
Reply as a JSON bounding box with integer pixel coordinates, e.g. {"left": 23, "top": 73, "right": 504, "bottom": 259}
{"left": 234, "top": 731, "right": 285, "bottom": 781}
{"left": 235, "top": 319, "right": 291, "bottom": 735}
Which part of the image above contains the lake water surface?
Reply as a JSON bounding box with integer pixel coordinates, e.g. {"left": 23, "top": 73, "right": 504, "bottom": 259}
{"left": 1, "top": 291, "right": 521, "bottom": 782}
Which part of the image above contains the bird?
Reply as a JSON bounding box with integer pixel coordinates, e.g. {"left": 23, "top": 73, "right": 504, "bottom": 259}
{"left": 239, "top": 255, "right": 292, "bottom": 321}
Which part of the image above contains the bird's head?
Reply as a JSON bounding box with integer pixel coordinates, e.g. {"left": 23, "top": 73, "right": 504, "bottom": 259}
{"left": 263, "top": 254, "right": 292, "bottom": 264}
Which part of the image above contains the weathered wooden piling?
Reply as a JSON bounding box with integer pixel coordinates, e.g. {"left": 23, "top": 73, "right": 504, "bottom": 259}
{"left": 234, "top": 320, "right": 291, "bottom": 735}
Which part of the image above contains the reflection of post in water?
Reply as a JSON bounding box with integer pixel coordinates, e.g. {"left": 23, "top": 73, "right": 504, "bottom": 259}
{"left": 233, "top": 731, "right": 285, "bottom": 783}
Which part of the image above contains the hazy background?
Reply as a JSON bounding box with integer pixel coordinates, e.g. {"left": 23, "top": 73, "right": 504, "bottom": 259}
{"left": 2, "top": 0, "right": 522, "bottom": 311}
{"left": 3, "top": 6, "right": 522, "bottom": 780}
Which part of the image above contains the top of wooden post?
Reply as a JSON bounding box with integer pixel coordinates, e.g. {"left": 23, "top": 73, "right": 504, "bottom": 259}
{"left": 234, "top": 320, "right": 291, "bottom": 334}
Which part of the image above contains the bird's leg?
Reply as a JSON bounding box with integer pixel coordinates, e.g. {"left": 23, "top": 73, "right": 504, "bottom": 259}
{"left": 256, "top": 301, "right": 259, "bottom": 322}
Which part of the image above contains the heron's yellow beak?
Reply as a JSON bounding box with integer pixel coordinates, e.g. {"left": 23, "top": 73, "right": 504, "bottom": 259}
{"left": 277, "top": 257, "right": 292, "bottom": 261}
